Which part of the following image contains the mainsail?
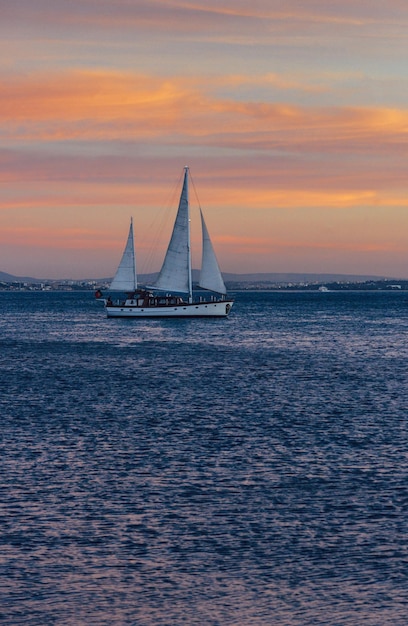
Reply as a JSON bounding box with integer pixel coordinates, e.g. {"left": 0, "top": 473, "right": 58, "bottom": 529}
{"left": 153, "top": 168, "right": 191, "bottom": 294}
{"left": 198, "top": 209, "right": 226, "bottom": 295}
{"left": 109, "top": 218, "right": 137, "bottom": 291}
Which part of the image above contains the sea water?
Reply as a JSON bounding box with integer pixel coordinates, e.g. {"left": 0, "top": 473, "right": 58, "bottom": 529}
{"left": 1, "top": 291, "right": 407, "bottom": 625}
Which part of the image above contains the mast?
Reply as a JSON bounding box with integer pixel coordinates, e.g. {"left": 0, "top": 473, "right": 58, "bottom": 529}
{"left": 185, "top": 166, "right": 193, "bottom": 303}
{"left": 131, "top": 217, "right": 136, "bottom": 290}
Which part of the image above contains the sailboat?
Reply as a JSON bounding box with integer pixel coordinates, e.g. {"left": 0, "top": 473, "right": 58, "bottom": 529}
{"left": 99, "top": 167, "right": 234, "bottom": 318}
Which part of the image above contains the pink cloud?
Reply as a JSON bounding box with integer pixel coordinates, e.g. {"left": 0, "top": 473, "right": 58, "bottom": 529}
{"left": 1, "top": 71, "right": 407, "bottom": 161}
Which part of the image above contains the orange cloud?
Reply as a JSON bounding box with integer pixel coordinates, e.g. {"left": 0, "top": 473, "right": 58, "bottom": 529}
{"left": 0, "top": 178, "right": 405, "bottom": 213}
{"left": 1, "top": 70, "right": 408, "bottom": 159}
{"left": 217, "top": 234, "right": 403, "bottom": 254}
{"left": 220, "top": 73, "right": 326, "bottom": 94}
{"left": 0, "top": 226, "right": 116, "bottom": 249}
{"left": 0, "top": 71, "right": 190, "bottom": 129}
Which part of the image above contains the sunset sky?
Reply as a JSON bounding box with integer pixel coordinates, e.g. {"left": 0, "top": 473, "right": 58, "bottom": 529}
{"left": 1, "top": 0, "right": 408, "bottom": 279}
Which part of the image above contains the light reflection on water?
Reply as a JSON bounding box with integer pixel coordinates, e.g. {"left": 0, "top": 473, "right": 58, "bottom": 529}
{"left": 1, "top": 291, "right": 408, "bottom": 625}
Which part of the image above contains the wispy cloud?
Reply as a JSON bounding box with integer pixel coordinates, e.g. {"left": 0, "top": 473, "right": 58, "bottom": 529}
{"left": 1, "top": 71, "right": 407, "bottom": 158}
{"left": 3, "top": 1, "right": 408, "bottom": 31}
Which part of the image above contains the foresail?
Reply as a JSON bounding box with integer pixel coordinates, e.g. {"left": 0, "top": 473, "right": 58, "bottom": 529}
{"left": 198, "top": 209, "right": 226, "bottom": 295}
{"left": 153, "top": 169, "right": 190, "bottom": 293}
{"left": 110, "top": 219, "right": 137, "bottom": 291}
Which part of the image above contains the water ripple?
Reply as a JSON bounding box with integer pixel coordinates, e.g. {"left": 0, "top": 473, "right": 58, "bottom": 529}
{"left": 1, "top": 291, "right": 408, "bottom": 624}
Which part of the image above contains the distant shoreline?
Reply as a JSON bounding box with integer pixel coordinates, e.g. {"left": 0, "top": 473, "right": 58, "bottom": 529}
{"left": 1, "top": 278, "right": 408, "bottom": 293}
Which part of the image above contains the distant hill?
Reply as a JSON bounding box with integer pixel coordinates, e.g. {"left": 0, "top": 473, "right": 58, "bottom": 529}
{"left": 110, "top": 271, "right": 392, "bottom": 284}
{"left": 220, "top": 272, "right": 391, "bottom": 283}
{"left": 0, "top": 271, "right": 41, "bottom": 282}
{"left": 1, "top": 269, "right": 393, "bottom": 284}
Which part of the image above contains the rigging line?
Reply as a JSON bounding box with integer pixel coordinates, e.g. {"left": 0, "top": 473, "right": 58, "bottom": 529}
{"left": 139, "top": 169, "right": 185, "bottom": 277}
{"left": 188, "top": 169, "right": 208, "bottom": 271}
{"left": 188, "top": 169, "right": 203, "bottom": 212}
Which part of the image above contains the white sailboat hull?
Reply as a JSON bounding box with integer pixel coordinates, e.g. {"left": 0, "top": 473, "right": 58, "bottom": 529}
{"left": 105, "top": 299, "right": 233, "bottom": 318}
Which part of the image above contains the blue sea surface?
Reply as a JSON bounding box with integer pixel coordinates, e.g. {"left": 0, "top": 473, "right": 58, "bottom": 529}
{"left": 1, "top": 291, "right": 407, "bottom": 625}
